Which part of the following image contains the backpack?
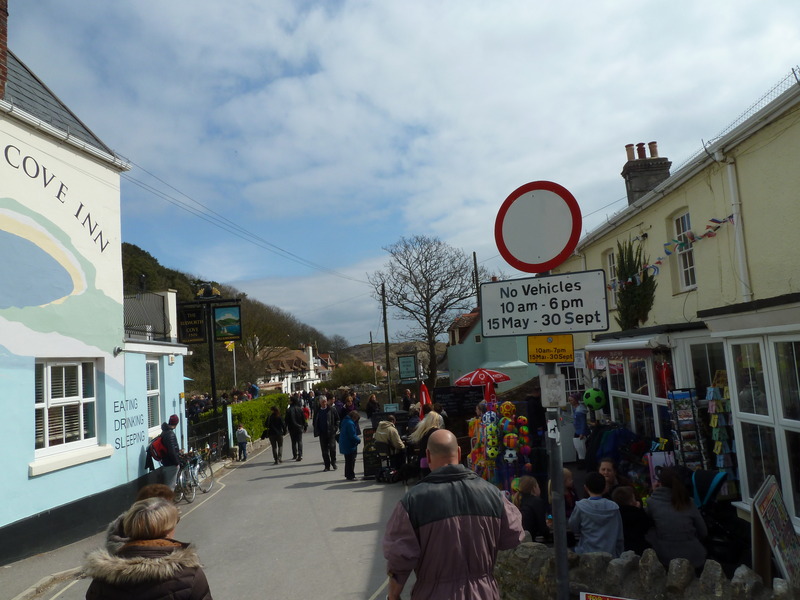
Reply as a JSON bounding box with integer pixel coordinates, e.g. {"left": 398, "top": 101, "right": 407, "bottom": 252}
{"left": 148, "top": 434, "right": 167, "bottom": 462}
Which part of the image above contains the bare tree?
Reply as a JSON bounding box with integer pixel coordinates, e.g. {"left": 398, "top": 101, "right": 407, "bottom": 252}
{"left": 369, "top": 235, "right": 486, "bottom": 390}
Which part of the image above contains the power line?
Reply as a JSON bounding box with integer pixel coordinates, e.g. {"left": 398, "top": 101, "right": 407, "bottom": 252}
{"left": 121, "top": 161, "right": 369, "bottom": 284}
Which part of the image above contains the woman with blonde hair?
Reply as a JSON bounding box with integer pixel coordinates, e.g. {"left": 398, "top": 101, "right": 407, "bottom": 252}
{"left": 84, "top": 497, "right": 212, "bottom": 599}
{"left": 408, "top": 410, "right": 442, "bottom": 476}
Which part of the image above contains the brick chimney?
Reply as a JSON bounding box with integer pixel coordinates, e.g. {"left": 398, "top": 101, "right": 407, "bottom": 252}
{"left": 0, "top": 0, "right": 8, "bottom": 100}
{"left": 620, "top": 141, "right": 672, "bottom": 205}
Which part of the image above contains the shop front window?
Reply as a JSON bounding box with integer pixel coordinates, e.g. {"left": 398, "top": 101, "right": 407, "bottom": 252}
{"left": 774, "top": 340, "right": 800, "bottom": 421}
{"left": 613, "top": 396, "right": 632, "bottom": 430}
{"left": 785, "top": 430, "right": 800, "bottom": 518}
{"left": 633, "top": 400, "right": 655, "bottom": 438}
{"left": 653, "top": 349, "right": 675, "bottom": 399}
{"left": 732, "top": 343, "right": 768, "bottom": 416}
{"left": 690, "top": 341, "right": 726, "bottom": 397}
{"left": 657, "top": 405, "right": 672, "bottom": 439}
{"left": 609, "top": 359, "right": 626, "bottom": 392}
{"left": 740, "top": 422, "right": 779, "bottom": 497}
{"left": 630, "top": 358, "right": 649, "bottom": 395}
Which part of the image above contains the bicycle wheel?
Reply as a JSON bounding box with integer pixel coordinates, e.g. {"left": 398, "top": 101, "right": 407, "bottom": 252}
{"left": 196, "top": 460, "right": 214, "bottom": 493}
{"left": 183, "top": 470, "right": 197, "bottom": 503}
{"left": 174, "top": 469, "right": 187, "bottom": 503}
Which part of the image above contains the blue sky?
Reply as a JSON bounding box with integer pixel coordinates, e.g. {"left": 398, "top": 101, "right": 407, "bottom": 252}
{"left": 9, "top": 1, "right": 800, "bottom": 345}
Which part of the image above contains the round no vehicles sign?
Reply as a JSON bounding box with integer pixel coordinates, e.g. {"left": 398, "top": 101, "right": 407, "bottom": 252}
{"left": 494, "top": 181, "right": 582, "bottom": 273}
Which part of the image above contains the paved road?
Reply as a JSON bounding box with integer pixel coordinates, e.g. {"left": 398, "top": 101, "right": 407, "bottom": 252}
{"left": 7, "top": 431, "right": 412, "bottom": 600}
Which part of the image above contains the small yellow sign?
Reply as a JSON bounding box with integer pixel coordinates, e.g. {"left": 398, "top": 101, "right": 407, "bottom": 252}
{"left": 527, "top": 335, "right": 574, "bottom": 363}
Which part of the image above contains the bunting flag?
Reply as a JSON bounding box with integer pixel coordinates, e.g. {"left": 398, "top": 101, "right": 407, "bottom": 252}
{"left": 608, "top": 214, "right": 733, "bottom": 289}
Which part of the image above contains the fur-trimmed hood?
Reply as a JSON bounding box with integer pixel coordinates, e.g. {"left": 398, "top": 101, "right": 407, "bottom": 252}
{"left": 84, "top": 539, "right": 203, "bottom": 586}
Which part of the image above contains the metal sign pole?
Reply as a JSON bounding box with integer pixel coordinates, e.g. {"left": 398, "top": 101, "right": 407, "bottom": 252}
{"left": 544, "top": 363, "right": 570, "bottom": 600}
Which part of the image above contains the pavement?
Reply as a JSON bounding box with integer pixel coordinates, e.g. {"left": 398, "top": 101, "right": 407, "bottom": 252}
{"left": 5, "top": 432, "right": 411, "bottom": 600}
{"left": 4, "top": 428, "right": 587, "bottom": 600}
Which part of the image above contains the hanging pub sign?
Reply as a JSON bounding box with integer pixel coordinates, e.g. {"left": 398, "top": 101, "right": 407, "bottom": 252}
{"left": 177, "top": 304, "right": 206, "bottom": 344}
{"left": 213, "top": 304, "right": 242, "bottom": 342}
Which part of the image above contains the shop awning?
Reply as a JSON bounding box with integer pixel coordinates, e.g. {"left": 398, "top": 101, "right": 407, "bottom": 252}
{"left": 584, "top": 334, "right": 671, "bottom": 358}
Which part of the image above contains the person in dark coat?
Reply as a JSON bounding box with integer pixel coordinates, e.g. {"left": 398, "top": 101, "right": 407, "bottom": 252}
{"left": 645, "top": 467, "right": 708, "bottom": 570}
{"left": 159, "top": 414, "right": 182, "bottom": 489}
{"left": 264, "top": 406, "right": 287, "bottom": 464}
{"left": 84, "top": 497, "right": 212, "bottom": 600}
{"left": 513, "top": 476, "right": 550, "bottom": 542}
{"left": 612, "top": 485, "right": 652, "bottom": 556}
{"left": 313, "top": 394, "right": 340, "bottom": 471}
{"left": 286, "top": 396, "right": 307, "bottom": 461}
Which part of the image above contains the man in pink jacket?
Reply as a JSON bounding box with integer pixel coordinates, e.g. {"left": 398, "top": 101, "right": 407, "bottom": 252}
{"left": 382, "top": 429, "right": 523, "bottom": 599}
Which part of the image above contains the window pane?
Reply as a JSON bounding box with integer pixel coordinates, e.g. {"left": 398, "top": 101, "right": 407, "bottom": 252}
{"left": 83, "top": 401, "right": 96, "bottom": 438}
{"left": 64, "top": 365, "right": 79, "bottom": 397}
{"left": 630, "top": 358, "right": 649, "bottom": 395}
{"left": 148, "top": 394, "right": 160, "bottom": 428}
{"left": 690, "top": 342, "right": 726, "bottom": 398}
{"left": 633, "top": 400, "right": 655, "bottom": 437}
{"left": 657, "top": 405, "right": 672, "bottom": 439}
{"left": 733, "top": 343, "right": 768, "bottom": 415}
{"left": 146, "top": 362, "right": 159, "bottom": 391}
{"left": 786, "top": 430, "right": 800, "bottom": 518}
{"left": 35, "top": 407, "right": 45, "bottom": 449}
{"left": 48, "top": 406, "right": 65, "bottom": 446}
{"left": 740, "top": 422, "right": 779, "bottom": 497}
{"left": 82, "top": 362, "right": 95, "bottom": 398}
{"left": 609, "top": 360, "right": 626, "bottom": 391}
{"left": 612, "top": 396, "right": 632, "bottom": 430}
{"left": 51, "top": 366, "right": 64, "bottom": 399}
{"left": 35, "top": 364, "right": 44, "bottom": 404}
{"left": 774, "top": 340, "right": 800, "bottom": 421}
{"left": 65, "top": 404, "right": 81, "bottom": 443}
{"left": 653, "top": 349, "right": 675, "bottom": 399}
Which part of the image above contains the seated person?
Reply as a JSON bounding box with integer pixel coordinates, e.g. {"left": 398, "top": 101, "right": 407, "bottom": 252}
{"left": 612, "top": 485, "right": 652, "bottom": 556}
{"left": 374, "top": 414, "right": 406, "bottom": 468}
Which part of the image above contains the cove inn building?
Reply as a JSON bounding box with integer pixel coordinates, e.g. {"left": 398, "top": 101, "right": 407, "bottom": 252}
{"left": 0, "top": 5, "right": 188, "bottom": 564}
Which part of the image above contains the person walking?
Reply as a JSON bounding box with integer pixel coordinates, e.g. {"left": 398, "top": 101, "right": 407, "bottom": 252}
{"left": 339, "top": 410, "right": 362, "bottom": 481}
{"left": 313, "top": 394, "right": 340, "bottom": 471}
{"left": 569, "top": 393, "right": 590, "bottom": 467}
{"left": 286, "top": 396, "right": 307, "bottom": 461}
{"left": 159, "top": 414, "right": 182, "bottom": 489}
{"left": 235, "top": 423, "right": 251, "bottom": 461}
{"left": 265, "top": 406, "right": 287, "bottom": 464}
{"left": 383, "top": 429, "right": 523, "bottom": 599}
{"left": 84, "top": 497, "right": 213, "bottom": 600}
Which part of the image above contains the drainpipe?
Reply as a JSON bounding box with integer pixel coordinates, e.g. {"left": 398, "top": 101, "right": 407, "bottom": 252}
{"left": 716, "top": 151, "right": 753, "bottom": 302}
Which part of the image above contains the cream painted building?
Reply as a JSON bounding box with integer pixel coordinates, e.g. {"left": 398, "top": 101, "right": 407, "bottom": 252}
{"left": 552, "top": 70, "right": 800, "bottom": 528}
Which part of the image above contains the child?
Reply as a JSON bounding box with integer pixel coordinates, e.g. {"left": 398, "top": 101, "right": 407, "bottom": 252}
{"left": 612, "top": 485, "right": 652, "bottom": 556}
{"left": 235, "top": 423, "right": 251, "bottom": 461}
{"left": 513, "top": 476, "right": 550, "bottom": 542}
{"left": 568, "top": 471, "right": 624, "bottom": 557}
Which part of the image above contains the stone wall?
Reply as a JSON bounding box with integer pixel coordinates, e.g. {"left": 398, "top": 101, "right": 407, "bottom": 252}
{"left": 495, "top": 542, "right": 795, "bottom": 600}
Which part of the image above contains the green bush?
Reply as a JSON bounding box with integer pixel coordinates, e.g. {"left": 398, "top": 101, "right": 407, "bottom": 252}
{"left": 230, "top": 393, "right": 288, "bottom": 439}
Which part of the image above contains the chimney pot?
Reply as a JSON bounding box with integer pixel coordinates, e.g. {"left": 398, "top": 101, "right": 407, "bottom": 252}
{"left": 625, "top": 144, "right": 635, "bottom": 161}
{"left": 636, "top": 143, "right": 646, "bottom": 159}
{"left": 648, "top": 141, "right": 659, "bottom": 158}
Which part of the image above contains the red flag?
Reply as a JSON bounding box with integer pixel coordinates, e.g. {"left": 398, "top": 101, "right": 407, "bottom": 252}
{"left": 420, "top": 382, "right": 432, "bottom": 405}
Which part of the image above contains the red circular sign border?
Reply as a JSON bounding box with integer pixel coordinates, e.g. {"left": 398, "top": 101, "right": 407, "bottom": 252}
{"left": 494, "top": 180, "right": 582, "bottom": 273}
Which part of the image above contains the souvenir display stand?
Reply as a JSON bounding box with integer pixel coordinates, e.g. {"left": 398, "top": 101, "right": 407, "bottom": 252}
{"left": 706, "top": 370, "right": 739, "bottom": 500}
{"left": 668, "top": 388, "right": 709, "bottom": 470}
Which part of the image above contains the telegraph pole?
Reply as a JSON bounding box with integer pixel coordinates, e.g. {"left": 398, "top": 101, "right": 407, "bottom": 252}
{"left": 382, "top": 283, "right": 392, "bottom": 403}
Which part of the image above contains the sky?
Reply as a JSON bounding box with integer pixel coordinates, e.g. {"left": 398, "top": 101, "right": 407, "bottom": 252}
{"left": 9, "top": 1, "right": 800, "bottom": 346}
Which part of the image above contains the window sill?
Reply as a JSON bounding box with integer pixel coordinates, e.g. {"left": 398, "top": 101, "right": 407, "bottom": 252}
{"left": 29, "top": 444, "right": 114, "bottom": 477}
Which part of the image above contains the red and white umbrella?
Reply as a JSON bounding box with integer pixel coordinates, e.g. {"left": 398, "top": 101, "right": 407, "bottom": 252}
{"left": 454, "top": 368, "right": 511, "bottom": 410}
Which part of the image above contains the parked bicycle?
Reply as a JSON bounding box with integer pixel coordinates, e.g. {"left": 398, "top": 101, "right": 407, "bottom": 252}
{"left": 174, "top": 450, "right": 214, "bottom": 504}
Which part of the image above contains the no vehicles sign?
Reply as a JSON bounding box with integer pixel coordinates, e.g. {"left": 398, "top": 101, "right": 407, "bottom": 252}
{"left": 480, "top": 270, "right": 609, "bottom": 337}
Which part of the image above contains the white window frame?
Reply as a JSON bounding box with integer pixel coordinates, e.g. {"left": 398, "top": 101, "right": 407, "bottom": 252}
{"left": 606, "top": 250, "right": 618, "bottom": 309}
{"left": 35, "top": 360, "right": 98, "bottom": 457}
{"left": 146, "top": 359, "right": 161, "bottom": 429}
{"left": 674, "top": 212, "right": 697, "bottom": 291}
